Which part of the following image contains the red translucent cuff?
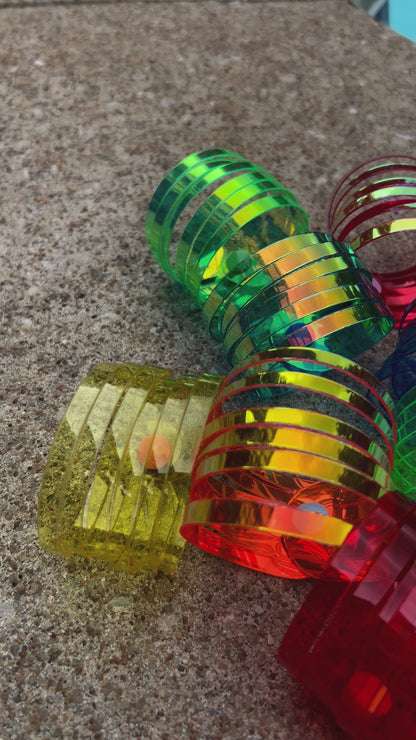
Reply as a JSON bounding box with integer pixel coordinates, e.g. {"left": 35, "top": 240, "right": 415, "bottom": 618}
{"left": 180, "top": 347, "right": 396, "bottom": 578}
{"left": 278, "top": 490, "right": 416, "bottom": 739}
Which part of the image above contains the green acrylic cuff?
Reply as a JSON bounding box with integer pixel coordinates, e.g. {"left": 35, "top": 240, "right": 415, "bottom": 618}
{"left": 393, "top": 387, "right": 416, "bottom": 501}
{"left": 145, "top": 148, "right": 308, "bottom": 295}
{"left": 146, "top": 151, "right": 393, "bottom": 365}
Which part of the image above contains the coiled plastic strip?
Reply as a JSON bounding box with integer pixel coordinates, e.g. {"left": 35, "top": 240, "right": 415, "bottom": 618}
{"left": 328, "top": 155, "right": 416, "bottom": 326}
{"left": 180, "top": 347, "right": 396, "bottom": 578}
{"left": 146, "top": 151, "right": 393, "bottom": 363}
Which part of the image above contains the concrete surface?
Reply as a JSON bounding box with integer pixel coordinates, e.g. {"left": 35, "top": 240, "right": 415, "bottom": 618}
{"left": 0, "top": 0, "right": 331, "bottom": 7}
{"left": 1, "top": 1, "right": 414, "bottom": 738}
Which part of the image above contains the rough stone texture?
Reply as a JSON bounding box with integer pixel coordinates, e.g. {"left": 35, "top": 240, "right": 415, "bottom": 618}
{"left": 0, "top": 2, "right": 414, "bottom": 738}
{"left": 0, "top": 0, "right": 331, "bottom": 7}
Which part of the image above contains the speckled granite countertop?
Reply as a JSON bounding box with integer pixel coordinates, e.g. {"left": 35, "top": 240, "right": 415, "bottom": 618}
{"left": 1, "top": 2, "right": 414, "bottom": 738}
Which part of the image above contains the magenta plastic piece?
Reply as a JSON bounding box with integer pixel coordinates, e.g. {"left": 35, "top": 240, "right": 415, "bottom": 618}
{"left": 278, "top": 491, "right": 416, "bottom": 739}
{"left": 327, "top": 155, "right": 416, "bottom": 327}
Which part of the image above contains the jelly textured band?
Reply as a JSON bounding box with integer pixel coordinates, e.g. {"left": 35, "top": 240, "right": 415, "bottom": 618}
{"left": 278, "top": 490, "right": 416, "bottom": 740}
{"left": 146, "top": 150, "right": 394, "bottom": 364}
{"left": 37, "top": 363, "right": 223, "bottom": 574}
{"left": 180, "top": 347, "right": 396, "bottom": 579}
{"left": 327, "top": 155, "right": 416, "bottom": 327}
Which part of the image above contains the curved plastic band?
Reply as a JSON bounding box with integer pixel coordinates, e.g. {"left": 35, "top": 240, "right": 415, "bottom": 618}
{"left": 328, "top": 155, "right": 416, "bottom": 326}
{"left": 218, "top": 259, "right": 369, "bottom": 341}
{"left": 180, "top": 497, "right": 352, "bottom": 579}
{"left": 224, "top": 282, "right": 383, "bottom": 361}
{"left": 230, "top": 299, "right": 392, "bottom": 366}
{"left": 146, "top": 149, "right": 307, "bottom": 284}
{"left": 146, "top": 152, "right": 393, "bottom": 363}
{"left": 180, "top": 347, "right": 396, "bottom": 578}
{"left": 202, "top": 408, "right": 390, "bottom": 469}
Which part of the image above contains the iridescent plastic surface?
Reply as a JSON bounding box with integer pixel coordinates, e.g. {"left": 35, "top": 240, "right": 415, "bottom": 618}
{"left": 278, "top": 490, "right": 416, "bottom": 740}
{"left": 378, "top": 299, "right": 416, "bottom": 401}
{"left": 392, "top": 387, "right": 416, "bottom": 501}
{"left": 145, "top": 148, "right": 307, "bottom": 289}
{"left": 328, "top": 155, "right": 416, "bottom": 326}
{"left": 146, "top": 150, "right": 393, "bottom": 364}
{"left": 180, "top": 347, "right": 396, "bottom": 578}
{"left": 37, "top": 363, "right": 223, "bottom": 574}
{"left": 213, "top": 232, "right": 393, "bottom": 365}
{"left": 377, "top": 301, "right": 416, "bottom": 501}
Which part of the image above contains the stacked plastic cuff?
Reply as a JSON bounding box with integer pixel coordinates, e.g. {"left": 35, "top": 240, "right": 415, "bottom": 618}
{"left": 180, "top": 347, "right": 396, "bottom": 579}
{"left": 37, "top": 363, "right": 223, "bottom": 574}
{"left": 328, "top": 155, "right": 416, "bottom": 327}
{"left": 145, "top": 148, "right": 308, "bottom": 287}
{"left": 213, "top": 232, "right": 391, "bottom": 365}
{"left": 278, "top": 490, "right": 416, "bottom": 740}
{"left": 146, "top": 150, "right": 393, "bottom": 364}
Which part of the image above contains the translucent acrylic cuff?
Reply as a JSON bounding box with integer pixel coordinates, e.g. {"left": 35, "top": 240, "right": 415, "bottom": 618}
{"left": 146, "top": 151, "right": 393, "bottom": 364}
{"left": 37, "top": 363, "right": 223, "bottom": 574}
{"left": 328, "top": 155, "right": 416, "bottom": 327}
{"left": 180, "top": 347, "right": 396, "bottom": 578}
{"left": 278, "top": 490, "right": 416, "bottom": 739}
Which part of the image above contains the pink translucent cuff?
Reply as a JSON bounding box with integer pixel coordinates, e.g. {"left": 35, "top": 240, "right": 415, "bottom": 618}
{"left": 328, "top": 155, "right": 416, "bottom": 327}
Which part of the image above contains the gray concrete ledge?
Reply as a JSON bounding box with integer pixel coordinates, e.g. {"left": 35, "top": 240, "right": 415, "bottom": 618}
{"left": 0, "top": 0, "right": 332, "bottom": 7}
